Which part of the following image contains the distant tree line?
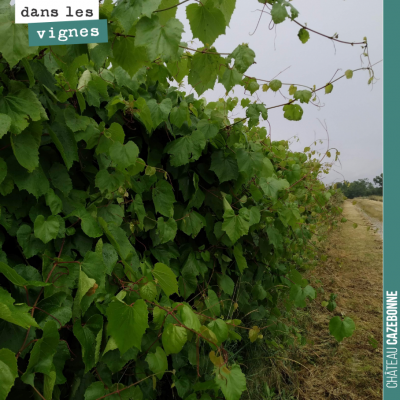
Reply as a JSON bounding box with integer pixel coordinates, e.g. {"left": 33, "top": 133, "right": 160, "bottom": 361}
{"left": 336, "top": 173, "right": 383, "bottom": 199}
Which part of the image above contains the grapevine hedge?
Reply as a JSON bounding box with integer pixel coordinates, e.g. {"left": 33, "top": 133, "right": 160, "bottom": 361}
{"left": 0, "top": 0, "right": 373, "bottom": 399}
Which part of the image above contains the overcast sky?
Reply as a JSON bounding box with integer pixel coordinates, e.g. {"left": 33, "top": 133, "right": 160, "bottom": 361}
{"left": 177, "top": 0, "right": 383, "bottom": 184}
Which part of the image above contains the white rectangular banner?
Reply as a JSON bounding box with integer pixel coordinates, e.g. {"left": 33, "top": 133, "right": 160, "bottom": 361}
{"left": 15, "top": 0, "right": 99, "bottom": 24}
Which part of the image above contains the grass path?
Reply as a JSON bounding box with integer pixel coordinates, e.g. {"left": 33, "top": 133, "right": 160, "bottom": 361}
{"left": 355, "top": 198, "right": 383, "bottom": 237}
{"left": 297, "top": 200, "right": 383, "bottom": 399}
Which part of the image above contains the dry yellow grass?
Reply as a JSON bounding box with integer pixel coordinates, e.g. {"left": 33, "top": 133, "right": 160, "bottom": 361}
{"left": 297, "top": 200, "right": 383, "bottom": 399}
{"left": 354, "top": 198, "right": 383, "bottom": 222}
{"left": 368, "top": 195, "right": 383, "bottom": 202}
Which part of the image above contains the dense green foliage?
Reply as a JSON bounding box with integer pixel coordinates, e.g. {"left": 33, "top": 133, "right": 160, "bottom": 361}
{"left": 337, "top": 174, "right": 383, "bottom": 199}
{"left": 373, "top": 173, "right": 383, "bottom": 190}
{"left": 0, "top": 1, "right": 369, "bottom": 399}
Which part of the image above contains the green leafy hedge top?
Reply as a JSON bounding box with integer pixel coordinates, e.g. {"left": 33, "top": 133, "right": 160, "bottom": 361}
{"left": 0, "top": 1, "right": 355, "bottom": 399}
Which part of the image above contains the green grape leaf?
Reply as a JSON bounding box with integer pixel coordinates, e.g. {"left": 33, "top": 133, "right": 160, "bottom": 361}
{"left": 168, "top": 57, "right": 190, "bottom": 83}
{"left": 8, "top": 159, "right": 49, "bottom": 199}
{"left": 289, "top": 284, "right": 315, "bottom": 308}
{"left": 222, "top": 199, "right": 249, "bottom": 243}
{"left": 151, "top": 262, "right": 179, "bottom": 297}
{"left": 140, "top": 282, "right": 158, "bottom": 302}
{"left": 64, "top": 107, "right": 90, "bottom": 132}
{"left": 0, "top": 262, "right": 51, "bottom": 288}
{"left": 99, "top": 218, "right": 137, "bottom": 261}
{"left": 35, "top": 293, "right": 73, "bottom": 329}
{"left": 196, "top": 119, "right": 219, "bottom": 139}
{"left": 133, "top": 97, "right": 154, "bottom": 133}
{"left": 289, "top": 3, "right": 299, "bottom": 19}
{"left": 85, "top": 75, "right": 110, "bottom": 108}
{"left": 208, "top": 319, "right": 228, "bottom": 344}
{"left": 259, "top": 176, "right": 289, "bottom": 201}
{"left": 109, "top": 141, "right": 140, "bottom": 170}
{"left": 219, "top": 67, "right": 243, "bottom": 92}
{"left": 293, "top": 90, "right": 312, "bottom": 104}
{"left": 170, "top": 101, "right": 191, "bottom": 128}
{"left": 106, "top": 299, "right": 149, "bottom": 354}
{"left": 112, "top": 38, "right": 149, "bottom": 78}
{"left": 180, "top": 304, "right": 201, "bottom": 332}
{"left": 152, "top": 180, "right": 176, "bottom": 218}
{"left": 84, "top": 382, "right": 107, "bottom": 400}
{"left": 165, "top": 130, "right": 206, "bottom": 167}
{"left": 298, "top": 28, "right": 310, "bottom": 43}
{"left": 0, "top": 287, "right": 40, "bottom": 329}
{"left": 156, "top": 217, "right": 177, "bottom": 244}
{"left": 271, "top": 1, "right": 288, "bottom": 24}
{"left": 233, "top": 243, "right": 248, "bottom": 273}
{"left": 0, "top": 348, "right": 18, "bottom": 400}
{"left": 269, "top": 79, "right": 282, "bottom": 92}
{"left": 246, "top": 103, "right": 268, "bottom": 129}
{"left": 73, "top": 315, "right": 103, "bottom": 373}
{"left": 45, "top": 188, "right": 62, "bottom": 216}
{"left": 230, "top": 44, "right": 255, "bottom": 73}
{"left": 345, "top": 69, "right": 353, "bottom": 79}
{"left": 111, "top": 0, "right": 162, "bottom": 33}
{"left": 205, "top": 289, "right": 221, "bottom": 317}
{"left": 157, "top": 0, "right": 179, "bottom": 24}
{"left": 97, "top": 122, "right": 125, "bottom": 155}
{"left": 0, "top": 15, "right": 38, "bottom": 67}
{"left": 48, "top": 163, "right": 73, "bottom": 196}
{"left": 113, "top": 66, "right": 139, "bottom": 92}
{"left": 162, "top": 323, "right": 187, "bottom": 355}
{"left": 188, "top": 50, "right": 223, "bottom": 96}
{"left": 97, "top": 205, "right": 124, "bottom": 227}
{"left": 81, "top": 251, "right": 107, "bottom": 292}
{"left": 0, "top": 114, "right": 11, "bottom": 139}
{"left": 89, "top": 42, "right": 113, "bottom": 71}
{"left": 53, "top": 341, "right": 71, "bottom": 385}
{"left": 241, "top": 98, "right": 251, "bottom": 108}
{"left": 266, "top": 225, "right": 283, "bottom": 249}
{"left": 325, "top": 83, "right": 334, "bottom": 94}
{"left": 43, "top": 365, "right": 57, "bottom": 400}
{"left": 249, "top": 206, "right": 261, "bottom": 226}
{"left": 21, "top": 321, "right": 59, "bottom": 386}
{"left": 95, "top": 169, "right": 125, "bottom": 194}
{"left": 10, "top": 123, "right": 41, "bottom": 172}
{"left": 288, "top": 84, "right": 297, "bottom": 95}
{"left": 72, "top": 208, "right": 103, "bottom": 239}
{"left": 186, "top": 2, "right": 226, "bottom": 45}
{"left": 241, "top": 76, "right": 259, "bottom": 94}
{"left": 147, "top": 98, "right": 173, "bottom": 128}
{"left": 283, "top": 104, "right": 303, "bottom": 121}
{"left": 210, "top": 151, "right": 238, "bottom": 183}
{"left": 34, "top": 215, "right": 60, "bottom": 244}
{"left": 145, "top": 347, "right": 168, "bottom": 379}
{"left": 48, "top": 120, "right": 79, "bottom": 170}
{"left": 213, "top": 0, "right": 236, "bottom": 25}
{"left": 0, "top": 89, "right": 47, "bottom": 135}
{"left": 72, "top": 269, "right": 96, "bottom": 318}
{"left": 329, "top": 316, "right": 356, "bottom": 342}
{"left": 219, "top": 274, "right": 235, "bottom": 295}
{"left": 136, "top": 15, "right": 183, "bottom": 62}
{"left": 215, "top": 364, "right": 247, "bottom": 400}
{"left": 132, "top": 194, "right": 146, "bottom": 229}
{"left": 17, "top": 225, "right": 46, "bottom": 259}
{"left": 178, "top": 210, "right": 205, "bottom": 238}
